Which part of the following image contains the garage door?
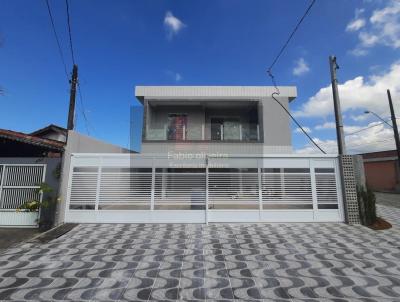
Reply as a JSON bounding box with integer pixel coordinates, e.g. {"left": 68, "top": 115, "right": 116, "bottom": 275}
{"left": 65, "top": 154, "right": 344, "bottom": 223}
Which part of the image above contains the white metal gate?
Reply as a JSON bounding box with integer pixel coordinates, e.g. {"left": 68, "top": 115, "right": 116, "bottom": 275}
{"left": 0, "top": 164, "right": 45, "bottom": 227}
{"left": 65, "top": 154, "right": 344, "bottom": 223}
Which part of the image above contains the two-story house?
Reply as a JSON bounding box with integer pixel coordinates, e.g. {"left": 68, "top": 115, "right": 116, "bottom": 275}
{"left": 63, "top": 86, "right": 344, "bottom": 224}
{"left": 136, "top": 86, "right": 297, "bottom": 156}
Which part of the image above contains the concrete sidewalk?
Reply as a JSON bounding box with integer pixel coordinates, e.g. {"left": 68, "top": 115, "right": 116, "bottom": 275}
{"left": 375, "top": 192, "right": 400, "bottom": 208}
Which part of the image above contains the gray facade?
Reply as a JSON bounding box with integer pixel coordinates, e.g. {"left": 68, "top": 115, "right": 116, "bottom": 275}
{"left": 136, "top": 86, "right": 297, "bottom": 155}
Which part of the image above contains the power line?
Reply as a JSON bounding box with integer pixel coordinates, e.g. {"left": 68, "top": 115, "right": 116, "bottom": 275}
{"left": 345, "top": 119, "right": 392, "bottom": 136}
{"left": 272, "top": 93, "right": 326, "bottom": 154}
{"left": 77, "top": 82, "right": 91, "bottom": 135}
{"left": 264, "top": 0, "right": 324, "bottom": 153}
{"left": 64, "top": 0, "right": 91, "bottom": 135}
{"left": 267, "top": 0, "right": 316, "bottom": 75}
{"left": 44, "top": 0, "right": 69, "bottom": 80}
{"left": 65, "top": 0, "right": 76, "bottom": 65}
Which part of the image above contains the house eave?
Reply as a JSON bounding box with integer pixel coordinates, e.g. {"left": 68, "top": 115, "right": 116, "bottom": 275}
{"left": 135, "top": 86, "right": 297, "bottom": 104}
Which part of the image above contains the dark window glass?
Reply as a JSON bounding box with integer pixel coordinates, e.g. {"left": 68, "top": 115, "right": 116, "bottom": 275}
{"left": 69, "top": 204, "right": 95, "bottom": 210}
{"left": 283, "top": 168, "right": 310, "bottom": 173}
{"left": 155, "top": 168, "right": 205, "bottom": 173}
{"left": 315, "top": 168, "right": 335, "bottom": 173}
{"left": 102, "top": 167, "right": 152, "bottom": 173}
{"left": 209, "top": 168, "right": 257, "bottom": 173}
{"left": 73, "top": 167, "right": 98, "bottom": 173}
{"left": 318, "top": 204, "right": 338, "bottom": 209}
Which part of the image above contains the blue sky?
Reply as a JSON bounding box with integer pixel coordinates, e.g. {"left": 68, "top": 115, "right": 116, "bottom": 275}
{"left": 1, "top": 0, "right": 399, "bottom": 153}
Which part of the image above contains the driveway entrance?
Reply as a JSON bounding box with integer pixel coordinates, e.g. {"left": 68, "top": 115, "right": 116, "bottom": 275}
{"left": 0, "top": 205, "right": 400, "bottom": 300}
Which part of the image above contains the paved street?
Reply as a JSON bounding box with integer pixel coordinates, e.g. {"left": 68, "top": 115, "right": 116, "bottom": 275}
{"left": 0, "top": 206, "right": 400, "bottom": 301}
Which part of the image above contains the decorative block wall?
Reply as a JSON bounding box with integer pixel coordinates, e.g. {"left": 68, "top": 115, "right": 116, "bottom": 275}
{"left": 340, "top": 155, "right": 361, "bottom": 225}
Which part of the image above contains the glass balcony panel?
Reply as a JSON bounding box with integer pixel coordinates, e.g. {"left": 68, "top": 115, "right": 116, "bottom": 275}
{"left": 223, "top": 120, "right": 241, "bottom": 140}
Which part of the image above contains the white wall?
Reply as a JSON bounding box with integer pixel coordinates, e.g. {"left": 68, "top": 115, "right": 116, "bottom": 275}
{"left": 56, "top": 131, "right": 130, "bottom": 224}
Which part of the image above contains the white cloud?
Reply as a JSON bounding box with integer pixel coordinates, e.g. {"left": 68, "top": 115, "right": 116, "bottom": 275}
{"left": 175, "top": 73, "right": 182, "bottom": 82}
{"left": 346, "top": 18, "right": 366, "bottom": 32}
{"left": 314, "top": 122, "right": 363, "bottom": 134}
{"left": 292, "top": 58, "right": 310, "bottom": 76}
{"left": 348, "top": 1, "right": 400, "bottom": 54}
{"left": 346, "top": 8, "right": 366, "bottom": 32}
{"left": 165, "top": 70, "right": 183, "bottom": 82}
{"left": 358, "top": 31, "right": 379, "bottom": 47}
{"left": 315, "top": 122, "right": 336, "bottom": 130}
{"left": 293, "top": 61, "right": 400, "bottom": 118}
{"left": 294, "top": 127, "right": 312, "bottom": 134}
{"left": 350, "top": 114, "right": 369, "bottom": 122}
{"left": 349, "top": 47, "right": 368, "bottom": 56}
{"left": 295, "top": 122, "right": 395, "bottom": 154}
{"left": 164, "top": 11, "right": 186, "bottom": 39}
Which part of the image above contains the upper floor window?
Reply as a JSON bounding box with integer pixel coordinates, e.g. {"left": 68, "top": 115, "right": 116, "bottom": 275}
{"left": 211, "top": 117, "right": 241, "bottom": 141}
{"left": 167, "top": 114, "right": 187, "bottom": 141}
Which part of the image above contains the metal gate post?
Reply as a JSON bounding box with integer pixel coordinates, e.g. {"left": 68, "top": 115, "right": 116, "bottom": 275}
{"left": 309, "top": 160, "right": 319, "bottom": 221}
{"left": 258, "top": 165, "right": 263, "bottom": 221}
{"left": 150, "top": 159, "right": 155, "bottom": 211}
{"left": 95, "top": 166, "right": 102, "bottom": 211}
{"left": 205, "top": 156, "right": 209, "bottom": 225}
{"left": 0, "top": 165, "right": 6, "bottom": 209}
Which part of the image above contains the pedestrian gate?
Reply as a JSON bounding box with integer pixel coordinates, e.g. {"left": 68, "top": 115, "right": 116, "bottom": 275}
{"left": 0, "top": 164, "right": 45, "bottom": 227}
{"left": 65, "top": 154, "right": 344, "bottom": 223}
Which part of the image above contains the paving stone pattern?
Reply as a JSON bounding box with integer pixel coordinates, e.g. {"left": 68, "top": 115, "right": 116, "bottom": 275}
{"left": 0, "top": 206, "right": 400, "bottom": 301}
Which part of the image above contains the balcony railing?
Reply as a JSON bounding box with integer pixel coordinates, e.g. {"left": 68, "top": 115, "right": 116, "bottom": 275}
{"left": 145, "top": 124, "right": 260, "bottom": 142}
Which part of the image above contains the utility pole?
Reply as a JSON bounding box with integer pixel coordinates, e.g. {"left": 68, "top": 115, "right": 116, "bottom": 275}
{"left": 387, "top": 89, "right": 400, "bottom": 173}
{"left": 329, "top": 56, "right": 346, "bottom": 155}
{"left": 67, "top": 64, "right": 78, "bottom": 130}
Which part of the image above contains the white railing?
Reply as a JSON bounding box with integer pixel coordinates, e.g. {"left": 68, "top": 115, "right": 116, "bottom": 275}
{"left": 65, "top": 154, "right": 344, "bottom": 223}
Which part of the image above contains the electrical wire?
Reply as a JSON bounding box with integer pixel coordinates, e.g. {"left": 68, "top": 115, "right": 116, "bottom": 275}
{"left": 271, "top": 92, "right": 326, "bottom": 154}
{"left": 264, "top": 0, "right": 324, "bottom": 153}
{"left": 44, "top": 0, "right": 69, "bottom": 80}
{"left": 345, "top": 119, "right": 392, "bottom": 136}
{"left": 65, "top": 0, "right": 76, "bottom": 65}
{"left": 267, "top": 0, "right": 316, "bottom": 75}
{"left": 77, "top": 82, "right": 91, "bottom": 135}
{"left": 64, "top": 0, "right": 91, "bottom": 135}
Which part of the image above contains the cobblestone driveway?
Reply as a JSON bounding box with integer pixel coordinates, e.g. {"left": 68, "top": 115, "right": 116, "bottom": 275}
{"left": 1, "top": 206, "right": 400, "bottom": 301}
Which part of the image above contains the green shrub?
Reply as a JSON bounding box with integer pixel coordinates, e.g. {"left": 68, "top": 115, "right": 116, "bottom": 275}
{"left": 357, "top": 186, "right": 377, "bottom": 226}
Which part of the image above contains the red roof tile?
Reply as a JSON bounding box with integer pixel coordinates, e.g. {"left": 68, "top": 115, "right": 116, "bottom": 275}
{"left": 0, "top": 128, "right": 65, "bottom": 150}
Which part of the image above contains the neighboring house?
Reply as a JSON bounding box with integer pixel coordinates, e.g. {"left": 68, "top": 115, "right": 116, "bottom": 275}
{"left": 62, "top": 86, "right": 348, "bottom": 224}
{"left": 360, "top": 150, "right": 400, "bottom": 192}
{"left": 0, "top": 126, "right": 66, "bottom": 227}
{"left": 0, "top": 124, "right": 130, "bottom": 227}
{"left": 30, "top": 124, "right": 67, "bottom": 143}
{"left": 137, "top": 86, "right": 296, "bottom": 155}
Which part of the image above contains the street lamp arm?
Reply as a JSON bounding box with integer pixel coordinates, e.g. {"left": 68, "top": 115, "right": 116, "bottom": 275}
{"left": 364, "top": 110, "right": 393, "bottom": 128}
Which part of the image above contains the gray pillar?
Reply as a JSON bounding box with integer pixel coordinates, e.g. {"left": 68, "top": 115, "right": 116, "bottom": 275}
{"left": 340, "top": 155, "right": 361, "bottom": 224}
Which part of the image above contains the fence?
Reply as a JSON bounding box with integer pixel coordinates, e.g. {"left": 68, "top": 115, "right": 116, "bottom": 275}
{"left": 65, "top": 154, "right": 344, "bottom": 224}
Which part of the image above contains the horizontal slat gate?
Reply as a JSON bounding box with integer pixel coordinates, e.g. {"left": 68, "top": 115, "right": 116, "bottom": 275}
{"left": 65, "top": 155, "right": 343, "bottom": 223}
{"left": 0, "top": 164, "right": 45, "bottom": 227}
